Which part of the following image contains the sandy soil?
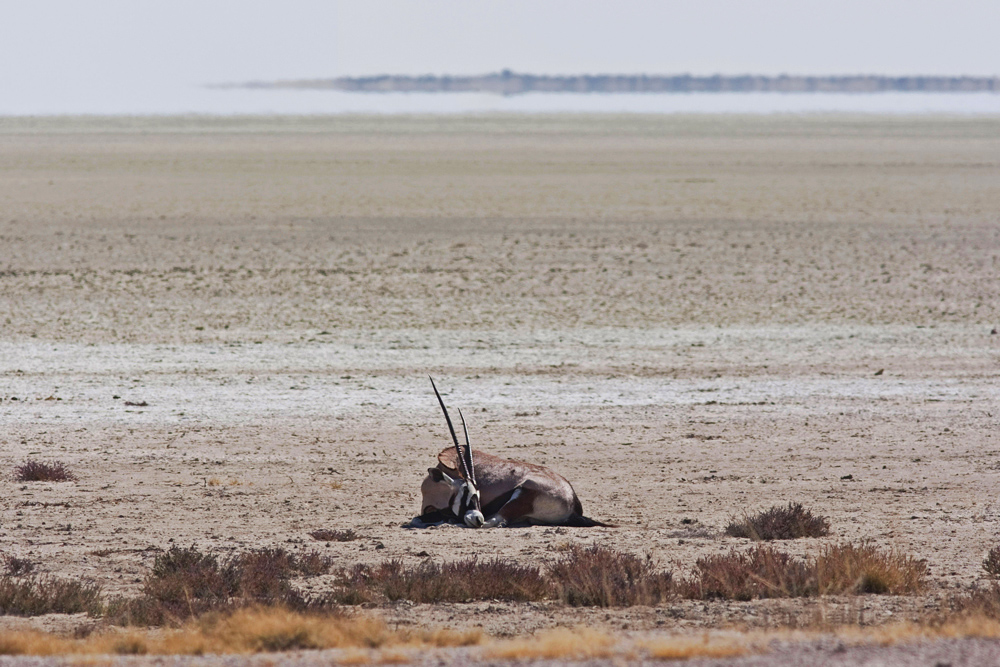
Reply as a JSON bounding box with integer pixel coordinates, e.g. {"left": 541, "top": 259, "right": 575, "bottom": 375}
{"left": 1, "top": 115, "right": 999, "bottom": 661}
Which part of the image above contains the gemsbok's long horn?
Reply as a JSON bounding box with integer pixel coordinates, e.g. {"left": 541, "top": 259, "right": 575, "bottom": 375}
{"left": 457, "top": 407, "right": 476, "bottom": 485}
{"left": 429, "top": 376, "right": 471, "bottom": 481}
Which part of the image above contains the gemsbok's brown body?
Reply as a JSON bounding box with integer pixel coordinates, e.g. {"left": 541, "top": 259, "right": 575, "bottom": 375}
{"left": 411, "top": 378, "right": 612, "bottom": 529}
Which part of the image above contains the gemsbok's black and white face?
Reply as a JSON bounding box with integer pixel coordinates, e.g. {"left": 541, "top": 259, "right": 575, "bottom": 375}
{"left": 421, "top": 466, "right": 484, "bottom": 527}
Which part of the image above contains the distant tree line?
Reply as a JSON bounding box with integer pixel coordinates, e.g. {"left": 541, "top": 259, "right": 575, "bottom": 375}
{"left": 233, "top": 71, "right": 1000, "bottom": 95}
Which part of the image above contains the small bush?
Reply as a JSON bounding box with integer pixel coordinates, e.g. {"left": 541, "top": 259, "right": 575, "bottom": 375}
{"left": 332, "top": 558, "right": 549, "bottom": 604}
{"left": 325, "top": 565, "right": 376, "bottom": 605}
{"left": 310, "top": 529, "right": 358, "bottom": 542}
{"left": 0, "top": 576, "right": 102, "bottom": 616}
{"left": 948, "top": 583, "right": 1000, "bottom": 619}
{"left": 984, "top": 547, "right": 1000, "bottom": 578}
{"left": 681, "top": 542, "right": 926, "bottom": 601}
{"left": 549, "top": 545, "right": 673, "bottom": 607}
{"left": 684, "top": 545, "right": 812, "bottom": 601}
{"left": 294, "top": 551, "right": 333, "bottom": 577}
{"left": 814, "top": 542, "right": 926, "bottom": 595}
{"left": 109, "top": 546, "right": 334, "bottom": 625}
{"left": 3, "top": 557, "right": 33, "bottom": 576}
{"left": 145, "top": 547, "right": 229, "bottom": 604}
{"left": 225, "top": 549, "right": 302, "bottom": 604}
{"left": 113, "top": 547, "right": 229, "bottom": 625}
{"left": 725, "top": 503, "right": 830, "bottom": 541}
{"left": 13, "top": 460, "right": 76, "bottom": 482}
{"left": 391, "top": 559, "right": 548, "bottom": 603}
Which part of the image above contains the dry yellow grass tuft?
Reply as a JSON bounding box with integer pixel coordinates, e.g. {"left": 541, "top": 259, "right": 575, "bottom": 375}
{"left": 0, "top": 631, "right": 74, "bottom": 656}
{"left": 486, "top": 627, "right": 616, "bottom": 661}
{"left": 0, "top": 607, "right": 483, "bottom": 656}
{"left": 836, "top": 616, "right": 1000, "bottom": 646}
{"left": 643, "top": 633, "right": 755, "bottom": 661}
{"left": 375, "top": 648, "right": 411, "bottom": 664}
{"left": 156, "top": 607, "right": 389, "bottom": 654}
{"left": 338, "top": 648, "right": 372, "bottom": 664}
{"left": 103, "top": 632, "right": 149, "bottom": 655}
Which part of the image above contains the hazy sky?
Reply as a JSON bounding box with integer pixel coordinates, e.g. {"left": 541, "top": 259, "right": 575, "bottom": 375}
{"left": 2, "top": 1, "right": 997, "bottom": 113}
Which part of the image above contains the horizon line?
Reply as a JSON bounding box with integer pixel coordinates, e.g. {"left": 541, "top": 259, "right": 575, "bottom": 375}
{"left": 213, "top": 72, "right": 1000, "bottom": 96}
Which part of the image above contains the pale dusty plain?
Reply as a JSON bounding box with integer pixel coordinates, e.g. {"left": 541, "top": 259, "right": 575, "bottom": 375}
{"left": 0, "top": 115, "right": 999, "bottom": 661}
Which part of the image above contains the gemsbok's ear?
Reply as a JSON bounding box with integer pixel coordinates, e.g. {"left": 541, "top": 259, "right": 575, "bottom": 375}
{"left": 428, "top": 468, "right": 453, "bottom": 483}
{"left": 437, "top": 448, "right": 460, "bottom": 472}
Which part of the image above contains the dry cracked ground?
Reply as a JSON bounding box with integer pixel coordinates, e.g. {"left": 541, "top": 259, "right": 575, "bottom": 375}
{"left": 1, "top": 114, "right": 999, "bottom": 664}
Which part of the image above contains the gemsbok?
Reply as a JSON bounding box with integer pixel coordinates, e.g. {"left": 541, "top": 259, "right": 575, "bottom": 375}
{"left": 411, "top": 378, "right": 613, "bottom": 528}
